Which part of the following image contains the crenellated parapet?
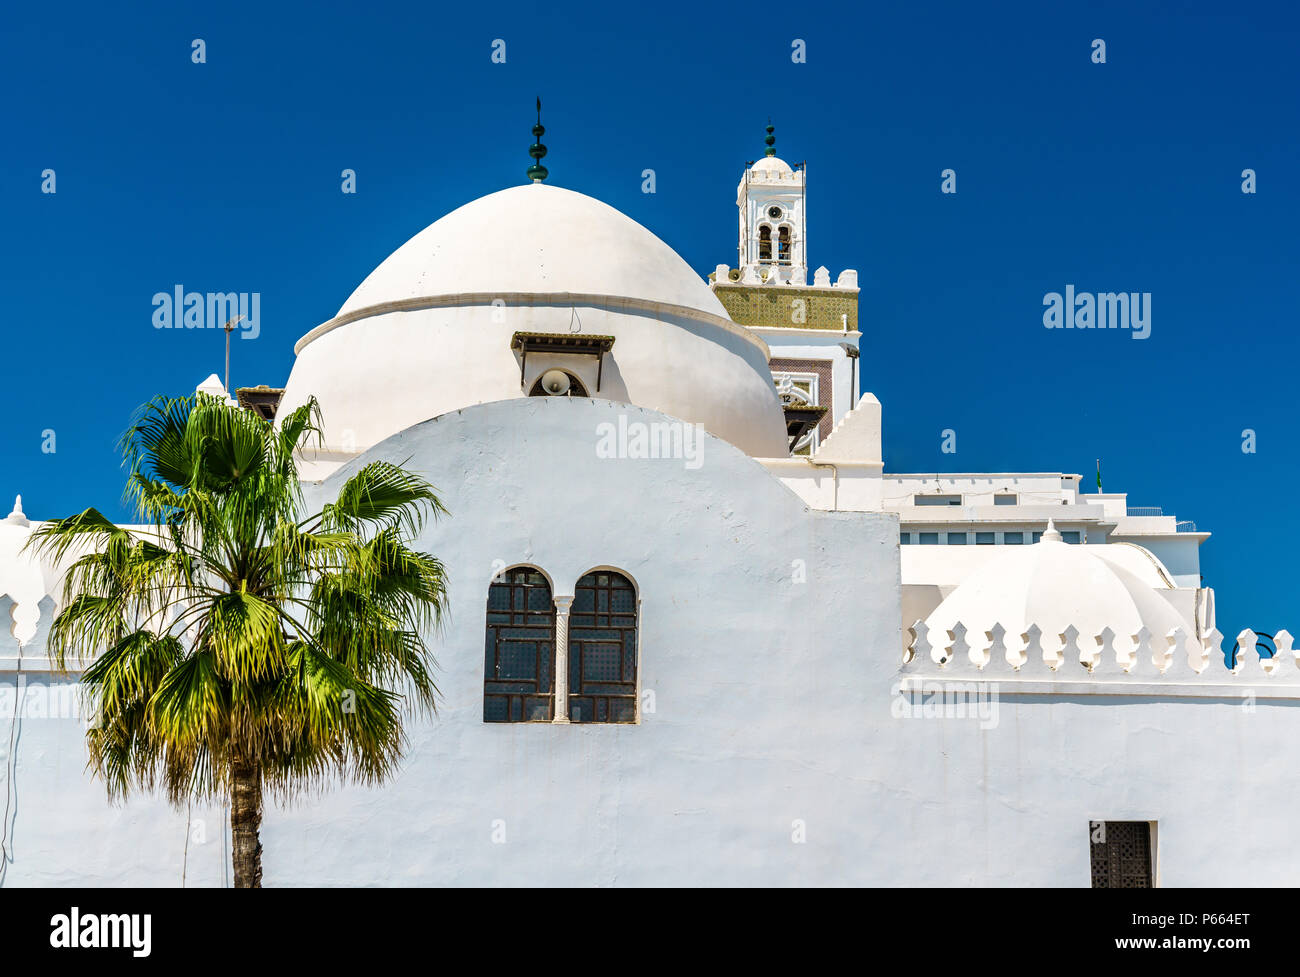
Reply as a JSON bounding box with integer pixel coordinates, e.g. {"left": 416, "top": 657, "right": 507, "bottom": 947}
{"left": 902, "top": 620, "right": 1300, "bottom": 697}
{"left": 0, "top": 592, "right": 73, "bottom": 674}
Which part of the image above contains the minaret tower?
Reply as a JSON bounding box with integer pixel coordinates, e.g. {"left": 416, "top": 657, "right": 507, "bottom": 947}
{"left": 710, "top": 124, "right": 861, "bottom": 455}
{"left": 735, "top": 124, "right": 807, "bottom": 282}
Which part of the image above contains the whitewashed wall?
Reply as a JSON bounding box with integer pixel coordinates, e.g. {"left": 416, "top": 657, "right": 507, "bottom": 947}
{"left": 2, "top": 399, "right": 1297, "bottom": 886}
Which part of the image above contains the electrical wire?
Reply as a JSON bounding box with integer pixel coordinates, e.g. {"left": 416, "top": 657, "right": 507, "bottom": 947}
{"left": 182, "top": 799, "right": 192, "bottom": 887}
{"left": 0, "top": 675, "right": 26, "bottom": 887}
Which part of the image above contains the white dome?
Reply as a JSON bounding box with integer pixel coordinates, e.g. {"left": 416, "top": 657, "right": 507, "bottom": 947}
{"left": 924, "top": 526, "right": 1194, "bottom": 646}
{"left": 335, "top": 184, "right": 727, "bottom": 320}
{"left": 749, "top": 156, "right": 794, "bottom": 177}
{"left": 280, "top": 184, "right": 790, "bottom": 474}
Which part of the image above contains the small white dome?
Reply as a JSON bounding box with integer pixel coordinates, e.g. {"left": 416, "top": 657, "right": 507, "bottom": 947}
{"left": 749, "top": 156, "right": 794, "bottom": 177}
{"left": 924, "top": 527, "right": 1194, "bottom": 645}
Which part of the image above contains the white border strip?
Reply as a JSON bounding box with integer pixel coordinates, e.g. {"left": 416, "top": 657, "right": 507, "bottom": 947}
{"left": 295, "top": 292, "right": 771, "bottom": 358}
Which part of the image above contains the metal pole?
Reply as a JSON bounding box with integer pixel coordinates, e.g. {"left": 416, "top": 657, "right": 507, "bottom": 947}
{"left": 741, "top": 165, "right": 751, "bottom": 268}
{"left": 801, "top": 161, "right": 807, "bottom": 276}
{"left": 222, "top": 316, "right": 244, "bottom": 395}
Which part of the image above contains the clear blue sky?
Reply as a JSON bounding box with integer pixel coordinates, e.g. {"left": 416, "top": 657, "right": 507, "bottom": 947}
{"left": 1, "top": 1, "right": 1296, "bottom": 638}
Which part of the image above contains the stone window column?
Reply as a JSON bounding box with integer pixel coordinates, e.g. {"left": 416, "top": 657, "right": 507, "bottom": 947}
{"left": 552, "top": 596, "right": 574, "bottom": 723}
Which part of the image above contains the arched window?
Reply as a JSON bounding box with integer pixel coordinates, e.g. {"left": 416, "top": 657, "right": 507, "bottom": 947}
{"left": 758, "top": 224, "right": 772, "bottom": 261}
{"left": 567, "top": 571, "right": 638, "bottom": 723}
{"left": 777, "top": 225, "right": 791, "bottom": 264}
{"left": 484, "top": 568, "right": 555, "bottom": 722}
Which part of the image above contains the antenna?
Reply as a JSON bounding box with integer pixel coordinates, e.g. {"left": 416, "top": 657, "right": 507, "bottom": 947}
{"left": 742, "top": 163, "right": 755, "bottom": 267}
{"left": 223, "top": 316, "right": 244, "bottom": 394}
{"left": 799, "top": 160, "right": 807, "bottom": 274}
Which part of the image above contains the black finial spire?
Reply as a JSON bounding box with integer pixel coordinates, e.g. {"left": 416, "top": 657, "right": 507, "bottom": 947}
{"left": 764, "top": 120, "right": 776, "bottom": 158}
{"left": 527, "top": 96, "right": 549, "bottom": 183}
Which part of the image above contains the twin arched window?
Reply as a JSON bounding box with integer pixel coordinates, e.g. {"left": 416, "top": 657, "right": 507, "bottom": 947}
{"left": 484, "top": 568, "right": 638, "bottom": 724}
{"left": 757, "top": 224, "right": 792, "bottom": 264}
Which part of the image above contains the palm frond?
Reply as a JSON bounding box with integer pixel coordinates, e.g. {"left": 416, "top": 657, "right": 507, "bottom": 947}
{"left": 320, "top": 460, "right": 447, "bottom": 536}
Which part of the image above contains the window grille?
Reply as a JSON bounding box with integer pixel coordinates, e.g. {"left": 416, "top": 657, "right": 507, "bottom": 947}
{"left": 484, "top": 568, "right": 555, "bottom": 722}
{"left": 567, "top": 571, "right": 638, "bottom": 723}
{"left": 1089, "top": 821, "right": 1153, "bottom": 888}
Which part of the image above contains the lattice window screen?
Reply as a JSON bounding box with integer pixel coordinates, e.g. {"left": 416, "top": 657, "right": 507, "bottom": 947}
{"left": 484, "top": 568, "right": 556, "bottom": 722}
{"left": 567, "top": 571, "right": 638, "bottom": 723}
{"left": 1089, "top": 821, "right": 1153, "bottom": 888}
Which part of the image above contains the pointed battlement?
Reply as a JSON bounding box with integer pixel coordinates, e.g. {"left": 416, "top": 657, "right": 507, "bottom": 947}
{"left": 902, "top": 620, "right": 1300, "bottom": 697}
{"left": 0, "top": 592, "right": 66, "bottom": 673}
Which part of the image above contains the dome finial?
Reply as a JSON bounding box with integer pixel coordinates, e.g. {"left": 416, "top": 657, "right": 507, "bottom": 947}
{"left": 527, "top": 96, "right": 549, "bottom": 183}
{"left": 764, "top": 120, "right": 776, "bottom": 158}
{"left": 5, "top": 494, "right": 28, "bottom": 527}
{"left": 1041, "top": 519, "right": 1063, "bottom": 543}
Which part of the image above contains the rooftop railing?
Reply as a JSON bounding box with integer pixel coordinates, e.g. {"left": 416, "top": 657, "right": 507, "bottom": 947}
{"left": 902, "top": 620, "right": 1299, "bottom": 696}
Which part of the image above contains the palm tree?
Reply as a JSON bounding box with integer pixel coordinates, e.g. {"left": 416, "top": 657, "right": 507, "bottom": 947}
{"left": 26, "top": 391, "right": 448, "bottom": 887}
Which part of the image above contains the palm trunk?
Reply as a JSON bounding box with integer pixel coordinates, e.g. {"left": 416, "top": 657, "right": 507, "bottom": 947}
{"left": 230, "top": 750, "right": 263, "bottom": 888}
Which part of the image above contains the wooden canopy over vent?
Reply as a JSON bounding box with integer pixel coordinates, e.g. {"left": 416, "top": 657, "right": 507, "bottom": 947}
{"left": 510, "top": 331, "right": 616, "bottom": 390}
{"left": 236, "top": 385, "right": 285, "bottom": 421}
{"left": 783, "top": 404, "right": 828, "bottom": 450}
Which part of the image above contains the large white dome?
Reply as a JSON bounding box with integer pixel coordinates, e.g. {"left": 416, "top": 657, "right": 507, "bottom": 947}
{"left": 334, "top": 184, "right": 728, "bottom": 320}
{"left": 280, "top": 184, "right": 789, "bottom": 475}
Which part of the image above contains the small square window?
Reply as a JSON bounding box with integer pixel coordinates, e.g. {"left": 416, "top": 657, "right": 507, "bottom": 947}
{"left": 1031, "top": 531, "right": 1042, "bottom": 543}
{"left": 900, "top": 532, "right": 911, "bottom": 545}
{"left": 975, "top": 532, "right": 995, "bottom": 545}
{"left": 919, "top": 532, "right": 939, "bottom": 545}
{"left": 1004, "top": 532, "right": 1023, "bottom": 545}
{"left": 1089, "top": 821, "right": 1154, "bottom": 888}
{"left": 994, "top": 494, "right": 1017, "bottom": 505}
{"left": 1062, "top": 531, "right": 1081, "bottom": 544}
{"left": 914, "top": 495, "right": 962, "bottom": 506}
{"left": 947, "top": 533, "right": 967, "bottom": 545}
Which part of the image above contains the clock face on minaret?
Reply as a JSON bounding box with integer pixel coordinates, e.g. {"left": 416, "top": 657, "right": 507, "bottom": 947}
{"left": 768, "top": 206, "right": 783, "bottom": 220}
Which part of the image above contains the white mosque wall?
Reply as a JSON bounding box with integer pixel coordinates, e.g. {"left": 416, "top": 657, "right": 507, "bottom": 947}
{"left": 884, "top": 472, "right": 1082, "bottom": 507}
{"left": 8, "top": 664, "right": 1300, "bottom": 885}
{"left": 3, "top": 399, "right": 1299, "bottom": 886}
{"left": 764, "top": 459, "right": 885, "bottom": 512}
{"left": 0, "top": 673, "right": 229, "bottom": 887}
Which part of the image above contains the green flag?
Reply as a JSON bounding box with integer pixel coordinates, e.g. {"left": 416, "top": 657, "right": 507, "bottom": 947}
{"left": 1096, "top": 459, "right": 1102, "bottom": 492}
